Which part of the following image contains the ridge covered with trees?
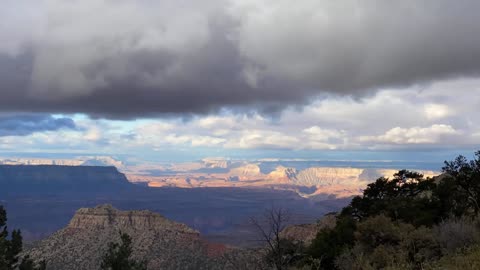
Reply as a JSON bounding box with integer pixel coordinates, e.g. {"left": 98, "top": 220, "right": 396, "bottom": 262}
{"left": 301, "top": 151, "right": 480, "bottom": 269}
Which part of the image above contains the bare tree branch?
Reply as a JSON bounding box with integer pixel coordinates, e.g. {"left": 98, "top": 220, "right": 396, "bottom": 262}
{"left": 250, "top": 206, "right": 295, "bottom": 270}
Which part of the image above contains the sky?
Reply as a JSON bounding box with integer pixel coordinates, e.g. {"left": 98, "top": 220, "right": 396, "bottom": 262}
{"left": 1, "top": 0, "right": 480, "bottom": 163}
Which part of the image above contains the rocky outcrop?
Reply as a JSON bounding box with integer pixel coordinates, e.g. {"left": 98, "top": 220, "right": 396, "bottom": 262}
{"left": 292, "top": 167, "right": 365, "bottom": 186}
{"left": 229, "top": 164, "right": 262, "bottom": 178}
{"left": 202, "top": 158, "right": 230, "bottom": 169}
{"left": 27, "top": 205, "right": 225, "bottom": 270}
{"left": 287, "top": 167, "right": 438, "bottom": 188}
{"left": 266, "top": 166, "right": 297, "bottom": 180}
{"left": 68, "top": 205, "right": 197, "bottom": 233}
{"left": 280, "top": 214, "right": 337, "bottom": 245}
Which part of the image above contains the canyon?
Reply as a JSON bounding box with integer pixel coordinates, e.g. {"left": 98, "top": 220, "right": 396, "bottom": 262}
{"left": 0, "top": 164, "right": 346, "bottom": 245}
{"left": 127, "top": 161, "right": 438, "bottom": 200}
{"left": 0, "top": 157, "right": 439, "bottom": 247}
{"left": 0, "top": 156, "right": 439, "bottom": 200}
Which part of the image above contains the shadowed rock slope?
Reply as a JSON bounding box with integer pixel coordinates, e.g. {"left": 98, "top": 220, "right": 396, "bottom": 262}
{"left": 280, "top": 213, "right": 337, "bottom": 246}
{"left": 0, "top": 165, "right": 131, "bottom": 194}
{"left": 27, "top": 205, "right": 226, "bottom": 270}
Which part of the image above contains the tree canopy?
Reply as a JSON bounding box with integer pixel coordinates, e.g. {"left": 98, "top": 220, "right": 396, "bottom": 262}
{"left": 305, "top": 151, "right": 480, "bottom": 269}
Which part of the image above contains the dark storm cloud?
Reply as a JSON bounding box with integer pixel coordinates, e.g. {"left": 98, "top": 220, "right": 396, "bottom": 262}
{"left": 1, "top": 0, "right": 480, "bottom": 118}
{"left": 0, "top": 115, "right": 76, "bottom": 137}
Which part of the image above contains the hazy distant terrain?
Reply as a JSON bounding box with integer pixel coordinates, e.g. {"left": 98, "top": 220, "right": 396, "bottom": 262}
{"left": 0, "top": 156, "right": 439, "bottom": 200}
{"left": 0, "top": 164, "right": 348, "bottom": 245}
{"left": 125, "top": 157, "right": 437, "bottom": 199}
{"left": 0, "top": 156, "right": 440, "bottom": 245}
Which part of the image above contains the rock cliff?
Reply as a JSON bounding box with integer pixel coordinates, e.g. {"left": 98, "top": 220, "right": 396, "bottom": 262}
{"left": 229, "top": 164, "right": 262, "bottom": 178}
{"left": 68, "top": 205, "right": 197, "bottom": 233}
{"left": 292, "top": 167, "right": 365, "bottom": 186}
{"left": 27, "top": 205, "right": 224, "bottom": 270}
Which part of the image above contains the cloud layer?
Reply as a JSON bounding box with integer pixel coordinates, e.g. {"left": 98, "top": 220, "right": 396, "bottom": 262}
{"left": 1, "top": 1, "right": 480, "bottom": 118}
{"left": 1, "top": 78, "right": 478, "bottom": 157}
{"left": 0, "top": 114, "right": 76, "bottom": 136}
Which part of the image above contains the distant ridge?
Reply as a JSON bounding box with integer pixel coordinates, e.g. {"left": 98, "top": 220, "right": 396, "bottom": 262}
{"left": 0, "top": 165, "right": 131, "bottom": 194}
{"left": 0, "top": 156, "right": 125, "bottom": 168}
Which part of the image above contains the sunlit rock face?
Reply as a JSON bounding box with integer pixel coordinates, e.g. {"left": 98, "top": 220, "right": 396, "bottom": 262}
{"left": 68, "top": 205, "right": 197, "bottom": 233}
{"left": 292, "top": 167, "right": 365, "bottom": 186}
{"left": 202, "top": 158, "right": 231, "bottom": 169}
{"left": 27, "top": 205, "right": 225, "bottom": 270}
{"left": 228, "top": 164, "right": 262, "bottom": 179}
{"left": 142, "top": 163, "right": 439, "bottom": 199}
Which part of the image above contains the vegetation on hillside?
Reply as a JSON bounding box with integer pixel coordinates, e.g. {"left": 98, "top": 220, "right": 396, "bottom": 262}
{"left": 290, "top": 150, "right": 480, "bottom": 270}
{"left": 0, "top": 206, "right": 45, "bottom": 270}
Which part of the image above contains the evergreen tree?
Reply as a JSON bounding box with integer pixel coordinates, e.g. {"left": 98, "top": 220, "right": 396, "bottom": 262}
{"left": 101, "top": 232, "right": 146, "bottom": 270}
{"left": 441, "top": 151, "right": 480, "bottom": 215}
{"left": 0, "top": 205, "right": 45, "bottom": 270}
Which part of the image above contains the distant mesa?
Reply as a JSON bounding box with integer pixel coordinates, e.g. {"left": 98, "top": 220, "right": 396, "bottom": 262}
{"left": 0, "top": 156, "right": 125, "bottom": 168}
{"left": 202, "top": 157, "right": 231, "bottom": 169}
{"left": 0, "top": 165, "right": 131, "bottom": 194}
{"left": 228, "top": 163, "right": 262, "bottom": 178}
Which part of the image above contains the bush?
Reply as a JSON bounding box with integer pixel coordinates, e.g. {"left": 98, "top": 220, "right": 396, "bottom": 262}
{"left": 308, "top": 217, "right": 356, "bottom": 269}
{"left": 334, "top": 215, "right": 441, "bottom": 269}
{"left": 434, "top": 216, "right": 480, "bottom": 253}
{"left": 426, "top": 245, "right": 480, "bottom": 270}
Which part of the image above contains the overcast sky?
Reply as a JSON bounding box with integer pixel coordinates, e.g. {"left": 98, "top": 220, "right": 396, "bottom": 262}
{"left": 1, "top": 0, "right": 480, "bottom": 162}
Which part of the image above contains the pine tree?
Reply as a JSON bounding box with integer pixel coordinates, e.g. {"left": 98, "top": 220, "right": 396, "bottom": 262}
{"left": 0, "top": 205, "right": 45, "bottom": 270}
{"left": 101, "top": 232, "right": 146, "bottom": 270}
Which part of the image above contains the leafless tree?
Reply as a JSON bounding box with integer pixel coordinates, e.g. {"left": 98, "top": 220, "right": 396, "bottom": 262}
{"left": 250, "top": 207, "right": 299, "bottom": 270}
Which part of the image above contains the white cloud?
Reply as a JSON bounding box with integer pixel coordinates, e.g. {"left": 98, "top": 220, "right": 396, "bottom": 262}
{"left": 424, "top": 104, "right": 451, "bottom": 120}
{"left": 83, "top": 127, "right": 102, "bottom": 142}
{"left": 191, "top": 136, "right": 226, "bottom": 147}
{"left": 303, "top": 126, "right": 344, "bottom": 141}
{"left": 1, "top": 78, "right": 480, "bottom": 155}
{"left": 224, "top": 130, "right": 299, "bottom": 149}
{"left": 361, "top": 124, "right": 460, "bottom": 144}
